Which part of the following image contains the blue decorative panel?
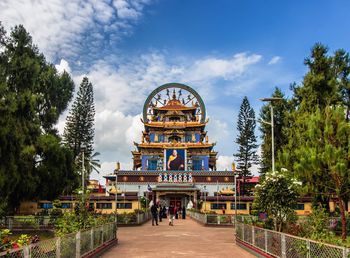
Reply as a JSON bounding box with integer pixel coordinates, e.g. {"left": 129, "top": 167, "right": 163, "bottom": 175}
{"left": 203, "top": 156, "right": 209, "bottom": 170}
{"left": 149, "top": 133, "right": 155, "bottom": 142}
{"left": 148, "top": 160, "right": 157, "bottom": 170}
{"left": 195, "top": 133, "right": 201, "bottom": 142}
{"left": 193, "top": 159, "right": 202, "bottom": 170}
{"left": 141, "top": 156, "right": 149, "bottom": 170}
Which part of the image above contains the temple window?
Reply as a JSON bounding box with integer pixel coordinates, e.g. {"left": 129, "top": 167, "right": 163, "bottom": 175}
{"left": 38, "top": 202, "right": 53, "bottom": 209}
{"left": 117, "top": 203, "right": 132, "bottom": 209}
{"left": 96, "top": 203, "right": 112, "bottom": 209}
{"left": 193, "top": 159, "right": 202, "bottom": 170}
{"left": 230, "top": 203, "right": 247, "bottom": 210}
{"left": 211, "top": 203, "right": 227, "bottom": 210}
{"left": 158, "top": 134, "right": 165, "bottom": 142}
{"left": 147, "top": 159, "right": 158, "bottom": 170}
{"left": 185, "top": 133, "right": 192, "bottom": 142}
{"left": 61, "top": 203, "right": 72, "bottom": 209}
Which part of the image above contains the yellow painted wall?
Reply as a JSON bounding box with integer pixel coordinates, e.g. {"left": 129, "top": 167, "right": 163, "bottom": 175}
{"left": 295, "top": 203, "right": 312, "bottom": 215}
{"left": 201, "top": 201, "right": 250, "bottom": 215}
{"left": 19, "top": 200, "right": 140, "bottom": 215}
{"left": 19, "top": 202, "right": 39, "bottom": 215}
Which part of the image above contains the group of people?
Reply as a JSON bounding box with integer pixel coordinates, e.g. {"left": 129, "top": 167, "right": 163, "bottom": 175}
{"left": 150, "top": 203, "right": 186, "bottom": 226}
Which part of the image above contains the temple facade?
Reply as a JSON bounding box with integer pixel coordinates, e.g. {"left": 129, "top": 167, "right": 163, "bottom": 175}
{"left": 104, "top": 83, "right": 239, "bottom": 213}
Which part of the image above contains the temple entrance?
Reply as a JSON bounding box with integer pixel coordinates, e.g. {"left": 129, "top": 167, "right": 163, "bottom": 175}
{"left": 169, "top": 197, "right": 182, "bottom": 209}
{"left": 157, "top": 193, "right": 193, "bottom": 209}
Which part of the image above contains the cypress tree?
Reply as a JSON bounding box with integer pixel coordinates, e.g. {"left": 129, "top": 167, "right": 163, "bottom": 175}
{"left": 63, "top": 77, "right": 96, "bottom": 169}
{"left": 234, "top": 96, "right": 258, "bottom": 196}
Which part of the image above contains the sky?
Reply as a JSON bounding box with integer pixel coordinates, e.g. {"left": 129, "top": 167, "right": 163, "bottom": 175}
{"left": 1, "top": 0, "right": 349, "bottom": 182}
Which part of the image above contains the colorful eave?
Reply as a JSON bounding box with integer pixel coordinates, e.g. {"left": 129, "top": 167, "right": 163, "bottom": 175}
{"left": 133, "top": 142, "right": 216, "bottom": 150}
{"left": 144, "top": 121, "right": 207, "bottom": 129}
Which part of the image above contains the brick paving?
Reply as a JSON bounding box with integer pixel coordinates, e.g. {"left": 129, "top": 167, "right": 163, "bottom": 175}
{"left": 101, "top": 217, "right": 255, "bottom": 258}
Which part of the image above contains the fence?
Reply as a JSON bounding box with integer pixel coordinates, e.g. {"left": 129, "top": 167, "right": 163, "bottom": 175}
{"left": 0, "top": 222, "right": 116, "bottom": 258}
{"left": 187, "top": 210, "right": 235, "bottom": 226}
{"left": 0, "top": 216, "right": 55, "bottom": 230}
{"left": 236, "top": 221, "right": 350, "bottom": 258}
{"left": 116, "top": 212, "right": 151, "bottom": 225}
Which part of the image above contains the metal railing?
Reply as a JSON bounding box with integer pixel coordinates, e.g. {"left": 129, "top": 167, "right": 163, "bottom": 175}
{"left": 187, "top": 210, "right": 235, "bottom": 226}
{"left": 0, "top": 216, "right": 55, "bottom": 229}
{"left": 116, "top": 212, "right": 151, "bottom": 225}
{"left": 236, "top": 221, "right": 350, "bottom": 258}
{"left": 0, "top": 223, "right": 116, "bottom": 258}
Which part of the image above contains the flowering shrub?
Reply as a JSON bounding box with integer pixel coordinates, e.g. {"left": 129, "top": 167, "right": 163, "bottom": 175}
{"left": 253, "top": 170, "right": 301, "bottom": 231}
{"left": 0, "top": 229, "right": 38, "bottom": 253}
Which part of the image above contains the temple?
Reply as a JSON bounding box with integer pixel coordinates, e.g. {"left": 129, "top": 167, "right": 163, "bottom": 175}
{"left": 104, "top": 83, "right": 239, "bottom": 212}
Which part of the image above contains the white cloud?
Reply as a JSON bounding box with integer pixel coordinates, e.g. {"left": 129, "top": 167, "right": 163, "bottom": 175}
{"left": 55, "top": 59, "right": 71, "bottom": 74}
{"left": 216, "top": 156, "right": 235, "bottom": 171}
{"left": 268, "top": 56, "right": 281, "bottom": 65}
{"left": 186, "top": 53, "right": 262, "bottom": 81}
{"left": 0, "top": 0, "right": 152, "bottom": 60}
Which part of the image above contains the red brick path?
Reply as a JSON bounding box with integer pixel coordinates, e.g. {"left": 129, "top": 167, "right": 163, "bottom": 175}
{"left": 101, "top": 217, "right": 255, "bottom": 258}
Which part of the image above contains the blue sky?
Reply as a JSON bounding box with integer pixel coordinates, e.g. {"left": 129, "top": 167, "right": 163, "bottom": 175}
{"left": 1, "top": 0, "right": 349, "bottom": 180}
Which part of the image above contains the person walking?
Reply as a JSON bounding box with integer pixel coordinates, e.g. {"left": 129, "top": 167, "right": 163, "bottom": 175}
{"left": 182, "top": 206, "right": 186, "bottom": 219}
{"left": 168, "top": 204, "right": 175, "bottom": 226}
{"left": 162, "top": 206, "right": 167, "bottom": 219}
{"left": 158, "top": 204, "right": 163, "bottom": 222}
{"left": 174, "top": 206, "right": 178, "bottom": 219}
{"left": 151, "top": 203, "right": 158, "bottom": 226}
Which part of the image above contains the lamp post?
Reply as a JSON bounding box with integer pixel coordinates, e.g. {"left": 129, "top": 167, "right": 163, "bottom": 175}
{"left": 204, "top": 185, "right": 207, "bottom": 212}
{"left": 138, "top": 185, "right": 141, "bottom": 210}
{"left": 114, "top": 162, "right": 120, "bottom": 225}
{"left": 232, "top": 162, "right": 237, "bottom": 226}
{"left": 259, "top": 97, "right": 283, "bottom": 172}
{"left": 81, "top": 144, "right": 86, "bottom": 204}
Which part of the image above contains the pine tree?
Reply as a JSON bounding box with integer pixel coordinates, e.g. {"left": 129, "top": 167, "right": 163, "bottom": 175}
{"left": 259, "top": 88, "right": 288, "bottom": 174}
{"left": 234, "top": 96, "right": 258, "bottom": 196}
{"left": 280, "top": 43, "right": 350, "bottom": 240}
{"left": 294, "top": 107, "right": 350, "bottom": 241}
{"left": 63, "top": 77, "right": 96, "bottom": 170}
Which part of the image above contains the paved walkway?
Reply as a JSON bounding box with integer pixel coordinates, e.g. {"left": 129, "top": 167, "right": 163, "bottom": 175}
{"left": 101, "top": 217, "right": 255, "bottom": 258}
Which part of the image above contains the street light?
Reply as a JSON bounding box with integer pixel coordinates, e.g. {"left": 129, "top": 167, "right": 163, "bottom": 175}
{"left": 260, "top": 97, "right": 283, "bottom": 172}
{"left": 232, "top": 162, "right": 237, "bottom": 226}
{"left": 204, "top": 185, "right": 207, "bottom": 212}
{"left": 138, "top": 185, "right": 141, "bottom": 210}
{"left": 114, "top": 162, "right": 120, "bottom": 225}
{"left": 81, "top": 144, "right": 86, "bottom": 204}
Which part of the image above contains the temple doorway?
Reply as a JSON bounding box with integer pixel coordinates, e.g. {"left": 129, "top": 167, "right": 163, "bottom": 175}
{"left": 169, "top": 197, "right": 182, "bottom": 209}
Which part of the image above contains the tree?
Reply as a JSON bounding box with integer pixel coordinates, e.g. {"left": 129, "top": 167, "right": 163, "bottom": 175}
{"left": 63, "top": 77, "right": 96, "bottom": 174}
{"left": 293, "top": 107, "right": 350, "bottom": 241}
{"left": 0, "top": 23, "right": 77, "bottom": 212}
{"left": 234, "top": 96, "right": 258, "bottom": 195}
{"left": 259, "top": 88, "right": 289, "bottom": 174}
{"left": 280, "top": 43, "right": 350, "bottom": 240}
{"left": 254, "top": 170, "right": 301, "bottom": 232}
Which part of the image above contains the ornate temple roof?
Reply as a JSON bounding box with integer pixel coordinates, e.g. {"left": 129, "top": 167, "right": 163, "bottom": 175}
{"left": 153, "top": 99, "right": 197, "bottom": 111}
